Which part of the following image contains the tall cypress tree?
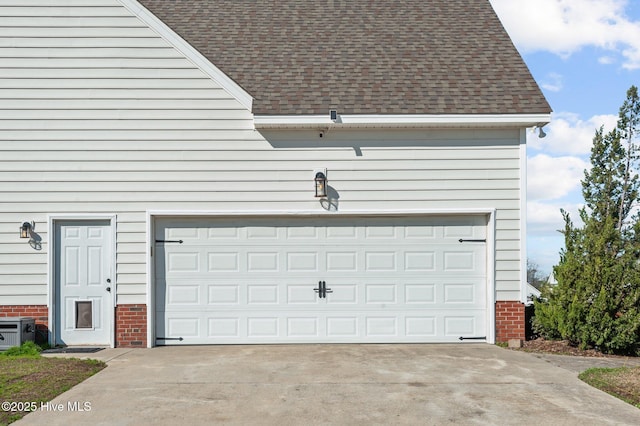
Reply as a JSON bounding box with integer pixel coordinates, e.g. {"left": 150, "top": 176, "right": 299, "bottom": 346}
{"left": 534, "top": 86, "right": 640, "bottom": 354}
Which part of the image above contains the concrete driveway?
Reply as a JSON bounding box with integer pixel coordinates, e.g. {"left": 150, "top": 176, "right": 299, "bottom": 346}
{"left": 18, "top": 344, "right": 640, "bottom": 425}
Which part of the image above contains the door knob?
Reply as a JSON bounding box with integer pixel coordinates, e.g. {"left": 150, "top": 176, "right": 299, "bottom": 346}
{"left": 106, "top": 287, "right": 111, "bottom": 292}
{"left": 106, "top": 278, "right": 111, "bottom": 283}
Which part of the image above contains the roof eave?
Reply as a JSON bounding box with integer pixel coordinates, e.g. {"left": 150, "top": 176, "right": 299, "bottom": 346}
{"left": 254, "top": 114, "right": 552, "bottom": 129}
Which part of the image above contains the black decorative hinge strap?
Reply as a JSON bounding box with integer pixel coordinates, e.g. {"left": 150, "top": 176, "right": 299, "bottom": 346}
{"left": 156, "top": 337, "right": 184, "bottom": 341}
{"left": 458, "top": 239, "right": 486, "bottom": 243}
{"left": 155, "top": 240, "right": 184, "bottom": 244}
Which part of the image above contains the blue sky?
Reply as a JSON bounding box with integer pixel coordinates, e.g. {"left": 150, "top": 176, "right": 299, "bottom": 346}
{"left": 490, "top": 0, "right": 640, "bottom": 275}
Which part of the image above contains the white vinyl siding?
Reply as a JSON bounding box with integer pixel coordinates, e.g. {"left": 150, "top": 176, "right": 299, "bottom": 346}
{"left": 0, "top": 0, "right": 524, "bottom": 305}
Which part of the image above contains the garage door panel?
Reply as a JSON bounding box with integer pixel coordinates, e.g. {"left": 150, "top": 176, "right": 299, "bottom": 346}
{"left": 246, "top": 226, "right": 279, "bottom": 239}
{"left": 443, "top": 251, "right": 475, "bottom": 271}
{"left": 404, "top": 283, "right": 437, "bottom": 304}
{"left": 167, "top": 284, "right": 200, "bottom": 305}
{"left": 325, "top": 251, "right": 358, "bottom": 271}
{"left": 366, "top": 317, "right": 398, "bottom": 336}
{"left": 326, "top": 226, "right": 357, "bottom": 239}
{"left": 443, "top": 224, "right": 476, "bottom": 238}
{"left": 166, "top": 252, "right": 200, "bottom": 272}
{"left": 247, "top": 284, "right": 279, "bottom": 304}
{"left": 444, "top": 316, "right": 478, "bottom": 336}
{"left": 404, "top": 225, "right": 436, "bottom": 239}
{"left": 286, "top": 252, "right": 319, "bottom": 271}
{"left": 365, "top": 251, "right": 397, "bottom": 271}
{"left": 326, "top": 283, "right": 358, "bottom": 304}
{"left": 287, "top": 317, "right": 320, "bottom": 337}
{"left": 365, "top": 284, "right": 397, "bottom": 304}
{"left": 155, "top": 216, "right": 488, "bottom": 344}
{"left": 208, "top": 226, "right": 240, "bottom": 239}
{"left": 287, "top": 285, "right": 322, "bottom": 304}
{"left": 405, "top": 316, "right": 437, "bottom": 336}
{"left": 167, "top": 317, "right": 199, "bottom": 338}
{"left": 208, "top": 252, "right": 240, "bottom": 272}
{"left": 286, "top": 226, "right": 319, "bottom": 239}
{"left": 365, "top": 225, "right": 398, "bottom": 238}
{"left": 208, "top": 284, "right": 240, "bottom": 304}
{"left": 326, "top": 316, "right": 359, "bottom": 337}
{"left": 166, "top": 226, "right": 198, "bottom": 240}
{"left": 404, "top": 251, "right": 436, "bottom": 271}
{"left": 443, "top": 283, "right": 477, "bottom": 304}
{"left": 208, "top": 317, "right": 240, "bottom": 337}
{"left": 247, "top": 317, "right": 279, "bottom": 337}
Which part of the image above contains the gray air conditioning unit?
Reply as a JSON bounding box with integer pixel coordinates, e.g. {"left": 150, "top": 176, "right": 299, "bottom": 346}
{"left": 0, "top": 317, "right": 36, "bottom": 350}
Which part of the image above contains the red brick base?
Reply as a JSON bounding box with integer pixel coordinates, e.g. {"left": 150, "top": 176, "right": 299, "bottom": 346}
{"left": 0, "top": 305, "right": 49, "bottom": 344}
{"left": 0, "top": 304, "right": 148, "bottom": 348}
{"left": 115, "top": 304, "right": 147, "bottom": 348}
{"left": 495, "top": 301, "right": 525, "bottom": 342}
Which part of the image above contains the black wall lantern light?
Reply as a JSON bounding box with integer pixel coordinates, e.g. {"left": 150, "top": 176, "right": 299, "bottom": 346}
{"left": 20, "top": 221, "right": 33, "bottom": 239}
{"left": 315, "top": 171, "right": 327, "bottom": 198}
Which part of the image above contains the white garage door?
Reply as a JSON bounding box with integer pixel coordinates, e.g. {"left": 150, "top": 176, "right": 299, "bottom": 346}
{"left": 154, "top": 216, "right": 487, "bottom": 345}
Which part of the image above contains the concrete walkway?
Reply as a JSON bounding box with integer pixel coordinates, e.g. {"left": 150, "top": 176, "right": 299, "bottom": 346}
{"left": 18, "top": 344, "right": 640, "bottom": 425}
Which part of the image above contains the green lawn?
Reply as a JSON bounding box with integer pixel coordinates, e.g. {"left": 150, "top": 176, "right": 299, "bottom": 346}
{"left": 0, "top": 347, "right": 105, "bottom": 425}
{"left": 579, "top": 367, "right": 640, "bottom": 409}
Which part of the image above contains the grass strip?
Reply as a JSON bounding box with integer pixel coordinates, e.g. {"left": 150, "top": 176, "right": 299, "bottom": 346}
{"left": 0, "top": 356, "right": 105, "bottom": 425}
{"left": 579, "top": 366, "right": 640, "bottom": 409}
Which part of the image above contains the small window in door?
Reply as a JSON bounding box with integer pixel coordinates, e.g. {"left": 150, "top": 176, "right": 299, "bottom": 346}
{"left": 75, "top": 301, "right": 93, "bottom": 329}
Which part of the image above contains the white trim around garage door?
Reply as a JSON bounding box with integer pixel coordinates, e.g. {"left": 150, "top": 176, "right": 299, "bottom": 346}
{"left": 145, "top": 209, "right": 497, "bottom": 347}
{"left": 47, "top": 214, "right": 117, "bottom": 348}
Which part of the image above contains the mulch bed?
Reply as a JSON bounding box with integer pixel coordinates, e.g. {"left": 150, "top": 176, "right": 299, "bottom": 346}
{"left": 518, "top": 338, "right": 636, "bottom": 358}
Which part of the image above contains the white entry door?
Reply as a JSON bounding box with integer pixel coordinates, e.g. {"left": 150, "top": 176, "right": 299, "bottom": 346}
{"left": 54, "top": 220, "right": 113, "bottom": 346}
{"left": 155, "top": 216, "right": 487, "bottom": 345}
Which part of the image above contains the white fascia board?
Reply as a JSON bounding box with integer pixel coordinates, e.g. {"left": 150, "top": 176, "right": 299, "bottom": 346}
{"left": 254, "top": 114, "right": 551, "bottom": 129}
{"left": 119, "top": 0, "right": 253, "bottom": 111}
{"left": 147, "top": 208, "right": 496, "bottom": 218}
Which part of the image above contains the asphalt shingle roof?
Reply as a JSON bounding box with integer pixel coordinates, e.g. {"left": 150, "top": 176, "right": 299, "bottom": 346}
{"left": 138, "top": 0, "right": 552, "bottom": 116}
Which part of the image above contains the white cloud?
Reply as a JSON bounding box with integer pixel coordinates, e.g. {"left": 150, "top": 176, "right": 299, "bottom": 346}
{"left": 527, "top": 199, "right": 585, "bottom": 273}
{"left": 527, "top": 198, "right": 584, "bottom": 274}
{"left": 598, "top": 55, "right": 616, "bottom": 64}
{"left": 540, "top": 72, "right": 563, "bottom": 92}
{"left": 527, "top": 200, "right": 583, "bottom": 235}
{"left": 528, "top": 153, "right": 588, "bottom": 201}
{"left": 490, "top": 0, "right": 640, "bottom": 69}
{"left": 527, "top": 112, "right": 618, "bottom": 155}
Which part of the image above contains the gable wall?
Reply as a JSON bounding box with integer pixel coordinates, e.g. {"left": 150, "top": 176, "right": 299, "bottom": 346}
{"left": 0, "top": 0, "right": 524, "bottom": 306}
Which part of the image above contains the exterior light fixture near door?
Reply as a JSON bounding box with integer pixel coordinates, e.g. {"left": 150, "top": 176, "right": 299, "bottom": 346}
{"left": 315, "top": 171, "right": 327, "bottom": 197}
{"left": 20, "top": 221, "right": 33, "bottom": 239}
